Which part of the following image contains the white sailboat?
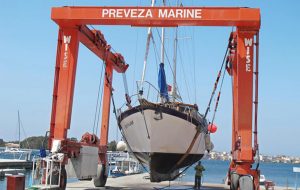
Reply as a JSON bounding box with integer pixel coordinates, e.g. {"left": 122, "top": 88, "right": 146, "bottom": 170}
{"left": 4, "top": 111, "right": 23, "bottom": 153}
{"left": 1, "top": 111, "right": 32, "bottom": 162}
{"left": 117, "top": 1, "right": 213, "bottom": 182}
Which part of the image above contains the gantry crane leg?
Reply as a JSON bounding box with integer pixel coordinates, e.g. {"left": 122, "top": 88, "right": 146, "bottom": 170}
{"left": 48, "top": 27, "right": 80, "bottom": 189}
{"left": 47, "top": 24, "right": 127, "bottom": 189}
{"left": 228, "top": 29, "right": 260, "bottom": 190}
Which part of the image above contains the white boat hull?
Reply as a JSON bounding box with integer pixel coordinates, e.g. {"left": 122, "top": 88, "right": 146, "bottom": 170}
{"left": 118, "top": 105, "right": 209, "bottom": 182}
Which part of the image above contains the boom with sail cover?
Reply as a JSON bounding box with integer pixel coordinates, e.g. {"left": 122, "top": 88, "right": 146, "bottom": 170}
{"left": 158, "top": 63, "right": 169, "bottom": 101}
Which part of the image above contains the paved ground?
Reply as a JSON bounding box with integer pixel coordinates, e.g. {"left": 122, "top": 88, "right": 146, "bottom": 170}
{"left": 28, "top": 173, "right": 288, "bottom": 190}
{"left": 66, "top": 173, "right": 290, "bottom": 190}
{"left": 66, "top": 173, "right": 230, "bottom": 190}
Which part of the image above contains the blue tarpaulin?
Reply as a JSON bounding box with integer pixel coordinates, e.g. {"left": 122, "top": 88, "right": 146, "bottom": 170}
{"left": 158, "top": 63, "right": 169, "bottom": 101}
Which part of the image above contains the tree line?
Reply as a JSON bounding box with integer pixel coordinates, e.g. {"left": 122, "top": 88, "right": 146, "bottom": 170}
{"left": 0, "top": 137, "right": 117, "bottom": 151}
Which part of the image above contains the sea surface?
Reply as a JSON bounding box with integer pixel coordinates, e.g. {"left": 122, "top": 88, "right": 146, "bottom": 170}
{"left": 0, "top": 150, "right": 299, "bottom": 189}
{"left": 181, "top": 160, "right": 300, "bottom": 188}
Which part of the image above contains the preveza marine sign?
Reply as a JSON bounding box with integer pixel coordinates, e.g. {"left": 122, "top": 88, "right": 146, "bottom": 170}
{"left": 101, "top": 8, "right": 202, "bottom": 19}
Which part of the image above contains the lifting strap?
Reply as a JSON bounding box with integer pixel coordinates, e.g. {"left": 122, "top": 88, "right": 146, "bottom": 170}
{"left": 204, "top": 35, "right": 233, "bottom": 119}
{"left": 211, "top": 63, "right": 227, "bottom": 125}
{"left": 101, "top": 56, "right": 150, "bottom": 173}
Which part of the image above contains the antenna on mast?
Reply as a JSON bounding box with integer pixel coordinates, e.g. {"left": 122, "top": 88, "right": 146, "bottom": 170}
{"left": 18, "top": 110, "right": 21, "bottom": 148}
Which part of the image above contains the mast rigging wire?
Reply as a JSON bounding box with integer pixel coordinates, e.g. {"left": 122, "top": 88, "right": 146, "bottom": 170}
{"left": 150, "top": 34, "right": 160, "bottom": 77}
{"left": 154, "top": 28, "right": 176, "bottom": 86}
{"left": 192, "top": 28, "right": 197, "bottom": 103}
{"left": 177, "top": 44, "right": 191, "bottom": 103}
{"left": 132, "top": 29, "right": 139, "bottom": 95}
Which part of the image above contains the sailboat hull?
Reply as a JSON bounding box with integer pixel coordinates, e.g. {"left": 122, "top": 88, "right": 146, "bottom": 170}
{"left": 118, "top": 105, "right": 208, "bottom": 182}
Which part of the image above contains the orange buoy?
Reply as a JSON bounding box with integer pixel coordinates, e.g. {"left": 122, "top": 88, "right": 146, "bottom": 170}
{"left": 208, "top": 123, "right": 217, "bottom": 133}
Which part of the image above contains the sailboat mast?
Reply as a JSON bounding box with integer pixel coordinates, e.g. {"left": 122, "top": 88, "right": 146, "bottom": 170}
{"left": 172, "top": 28, "right": 178, "bottom": 101}
{"left": 17, "top": 110, "right": 20, "bottom": 148}
{"left": 160, "top": 0, "right": 166, "bottom": 64}
{"left": 160, "top": 29, "right": 165, "bottom": 64}
{"left": 141, "top": 28, "right": 152, "bottom": 83}
{"left": 172, "top": 0, "right": 180, "bottom": 102}
{"left": 141, "top": 0, "right": 155, "bottom": 84}
{"left": 158, "top": 0, "right": 169, "bottom": 102}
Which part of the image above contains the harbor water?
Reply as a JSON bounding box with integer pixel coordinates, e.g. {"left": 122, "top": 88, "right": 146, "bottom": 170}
{"left": 182, "top": 160, "right": 300, "bottom": 187}
{"left": 0, "top": 158, "right": 299, "bottom": 189}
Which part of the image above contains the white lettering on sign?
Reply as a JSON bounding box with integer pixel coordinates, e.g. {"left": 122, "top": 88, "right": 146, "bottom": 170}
{"left": 64, "top": 35, "right": 71, "bottom": 44}
{"left": 63, "top": 35, "right": 71, "bottom": 68}
{"left": 102, "top": 9, "right": 153, "bottom": 18}
{"left": 159, "top": 9, "right": 202, "bottom": 18}
{"left": 244, "top": 38, "right": 253, "bottom": 72}
{"left": 101, "top": 8, "right": 202, "bottom": 19}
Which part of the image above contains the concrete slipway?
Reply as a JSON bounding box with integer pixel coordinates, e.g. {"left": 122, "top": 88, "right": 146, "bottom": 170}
{"left": 65, "top": 173, "right": 287, "bottom": 190}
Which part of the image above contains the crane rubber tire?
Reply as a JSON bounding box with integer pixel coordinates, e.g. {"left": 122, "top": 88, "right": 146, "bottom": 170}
{"left": 230, "top": 172, "right": 239, "bottom": 190}
{"left": 93, "top": 164, "right": 108, "bottom": 187}
{"left": 239, "top": 175, "right": 254, "bottom": 190}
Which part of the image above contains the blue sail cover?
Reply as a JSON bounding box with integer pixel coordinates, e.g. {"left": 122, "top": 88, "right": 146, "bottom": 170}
{"left": 158, "top": 63, "right": 169, "bottom": 101}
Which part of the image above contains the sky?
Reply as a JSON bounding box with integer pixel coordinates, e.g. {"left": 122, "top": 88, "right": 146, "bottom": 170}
{"left": 0, "top": 0, "right": 299, "bottom": 157}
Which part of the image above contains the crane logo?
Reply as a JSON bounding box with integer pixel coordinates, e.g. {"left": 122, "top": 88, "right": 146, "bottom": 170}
{"left": 63, "top": 35, "right": 71, "bottom": 68}
{"left": 244, "top": 38, "right": 253, "bottom": 72}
